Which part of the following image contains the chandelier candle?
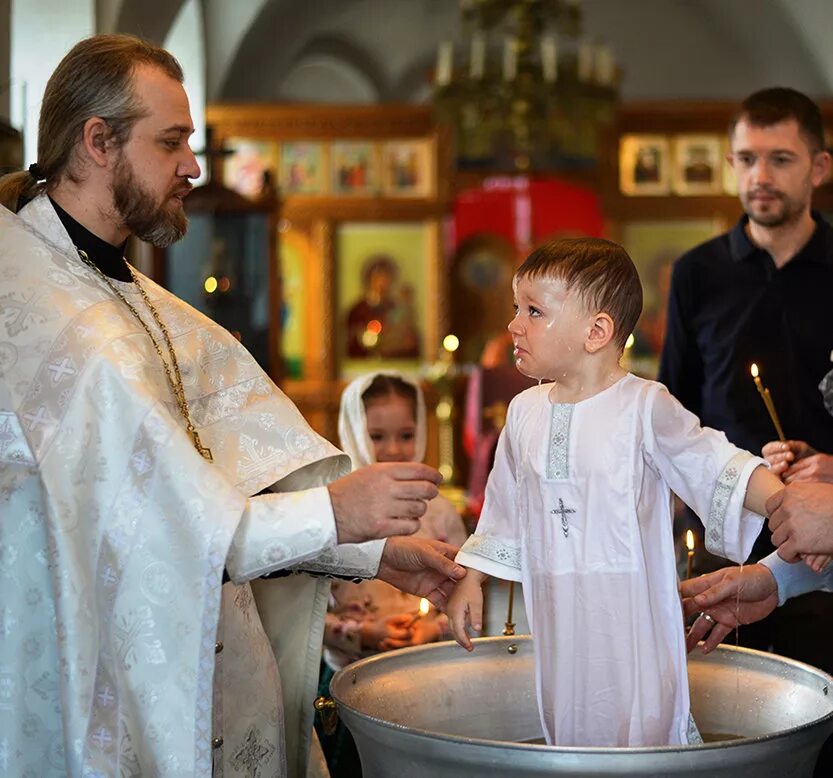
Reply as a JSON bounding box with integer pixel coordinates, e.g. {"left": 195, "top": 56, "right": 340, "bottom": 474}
{"left": 750, "top": 363, "right": 786, "bottom": 441}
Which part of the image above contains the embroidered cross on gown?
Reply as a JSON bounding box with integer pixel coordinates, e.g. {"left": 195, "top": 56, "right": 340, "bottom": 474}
{"left": 457, "top": 375, "right": 766, "bottom": 747}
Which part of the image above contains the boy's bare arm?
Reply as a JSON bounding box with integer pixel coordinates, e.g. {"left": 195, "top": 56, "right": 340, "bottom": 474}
{"left": 743, "top": 464, "right": 784, "bottom": 517}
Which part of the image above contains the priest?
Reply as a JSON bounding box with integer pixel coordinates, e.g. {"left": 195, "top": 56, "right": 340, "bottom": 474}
{"left": 0, "top": 34, "right": 464, "bottom": 777}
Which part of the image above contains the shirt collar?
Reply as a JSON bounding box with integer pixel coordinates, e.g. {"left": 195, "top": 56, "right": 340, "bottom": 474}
{"left": 729, "top": 210, "right": 833, "bottom": 267}
{"left": 48, "top": 196, "right": 132, "bottom": 281}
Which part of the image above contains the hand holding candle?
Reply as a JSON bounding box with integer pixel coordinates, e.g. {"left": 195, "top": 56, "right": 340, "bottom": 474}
{"left": 750, "top": 363, "right": 786, "bottom": 442}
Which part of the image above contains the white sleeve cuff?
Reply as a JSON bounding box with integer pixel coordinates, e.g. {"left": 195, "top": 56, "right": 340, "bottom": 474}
{"left": 225, "top": 486, "right": 337, "bottom": 583}
{"left": 705, "top": 454, "right": 766, "bottom": 563}
{"left": 760, "top": 551, "right": 833, "bottom": 606}
{"left": 296, "top": 538, "right": 385, "bottom": 579}
{"left": 456, "top": 535, "right": 523, "bottom": 582}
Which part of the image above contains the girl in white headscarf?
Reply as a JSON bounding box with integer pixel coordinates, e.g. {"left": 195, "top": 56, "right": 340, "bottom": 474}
{"left": 323, "top": 371, "right": 468, "bottom": 669}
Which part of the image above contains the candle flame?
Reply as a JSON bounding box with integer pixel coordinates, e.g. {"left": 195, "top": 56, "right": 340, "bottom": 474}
{"left": 419, "top": 598, "right": 430, "bottom": 616}
{"left": 685, "top": 530, "right": 695, "bottom": 552}
{"left": 750, "top": 363, "right": 759, "bottom": 378}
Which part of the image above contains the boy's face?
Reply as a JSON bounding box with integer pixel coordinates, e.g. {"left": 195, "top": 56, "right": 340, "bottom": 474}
{"left": 508, "top": 275, "right": 593, "bottom": 380}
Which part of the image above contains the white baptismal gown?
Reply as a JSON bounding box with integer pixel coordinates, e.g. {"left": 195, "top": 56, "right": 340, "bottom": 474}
{"left": 457, "top": 375, "right": 765, "bottom": 747}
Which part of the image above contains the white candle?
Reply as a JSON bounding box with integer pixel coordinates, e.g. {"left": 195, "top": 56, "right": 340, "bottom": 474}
{"left": 503, "top": 37, "right": 518, "bottom": 81}
{"left": 470, "top": 32, "right": 486, "bottom": 80}
{"left": 595, "top": 44, "right": 614, "bottom": 86}
{"left": 541, "top": 35, "right": 558, "bottom": 83}
{"left": 436, "top": 41, "right": 454, "bottom": 86}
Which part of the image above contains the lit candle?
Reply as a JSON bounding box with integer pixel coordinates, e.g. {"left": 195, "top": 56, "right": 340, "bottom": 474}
{"left": 407, "top": 598, "right": 431, "bottom": 628}
{"left": 685, "top": 530, "right": 695, "bottom": 580}
{"left": 750, "top": 363, "right": 786, "bottom": 441}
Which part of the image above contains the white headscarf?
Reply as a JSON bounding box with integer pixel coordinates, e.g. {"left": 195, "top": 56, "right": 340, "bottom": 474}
{"left": 338, "top": 371, "right": 427, "bottom": 469}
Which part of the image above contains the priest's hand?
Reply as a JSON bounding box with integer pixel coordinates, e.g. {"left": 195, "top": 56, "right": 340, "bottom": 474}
{"left": 680, "top": 564, "right": 778, "bottom": 654}
{"left": 376, "top": 536, "right": 466, "bottom": 611}
{"left": 328, "top": 463, "right": 442, "bottom": 544}
{"left": 767, "top": 483, "right": 833, "bottom": 562}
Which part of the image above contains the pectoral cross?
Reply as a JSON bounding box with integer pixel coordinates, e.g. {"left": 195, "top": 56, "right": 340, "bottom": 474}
{"left": 551, "top": 498, "right": 575, "bottom": 538}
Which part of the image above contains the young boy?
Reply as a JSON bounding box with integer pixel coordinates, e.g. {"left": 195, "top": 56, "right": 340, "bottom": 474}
{"left": 447, "top": 237, "right": 785, "bottom": 748}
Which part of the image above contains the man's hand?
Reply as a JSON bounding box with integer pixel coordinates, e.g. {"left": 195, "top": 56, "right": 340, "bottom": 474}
{"left": 766, "top": 482, "right": 833, "bottom": 562}
{"left": 376, "top": 536, "right": 465, "bottom": 611}
{"left": 360, "top": 616, "right": 411, "bottom": 651}
{"left": 680, "top": 564, "right": 778, "bottom": 654}
{"left": 376, "top": 614, "right": 443, "bottom": 650}
{"left": 328, "top": 463, "right": 442, "bottom": 544}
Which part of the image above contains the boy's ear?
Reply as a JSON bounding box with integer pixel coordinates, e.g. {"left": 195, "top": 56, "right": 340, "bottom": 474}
{"left": 585, "top": 312, "right": 616, "bottom": 353}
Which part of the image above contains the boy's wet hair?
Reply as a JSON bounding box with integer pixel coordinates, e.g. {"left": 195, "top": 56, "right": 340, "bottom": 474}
{"left": 361, "top": 374, "right": 418, "bottom": 415}
{"left": 515, "top": 237, "right": 643, "bottom": 351}
{"left": 730, "top": 87, "right": 825, "bottom": 155}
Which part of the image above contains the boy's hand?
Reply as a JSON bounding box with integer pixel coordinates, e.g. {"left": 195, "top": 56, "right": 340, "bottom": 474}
{"left": 447, "top": 572, "right": 486, "bottom": 651}
{"left": 802, "top": 553, "right": 832, "bottom": 573}
{"left": 762, "top": 440, "right": 815, "bottom": 480}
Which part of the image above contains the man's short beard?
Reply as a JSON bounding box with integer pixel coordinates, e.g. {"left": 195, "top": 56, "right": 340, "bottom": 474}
{"left": 743, "top": 193, "right": 804, "bottom": 230}
{"left": 112, "top": 154, "right": 188, "bottom": 248}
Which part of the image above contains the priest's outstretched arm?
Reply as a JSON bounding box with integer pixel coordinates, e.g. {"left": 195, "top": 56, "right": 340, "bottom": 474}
{"left": 223, "top": 460, "right": 464, "bottom": 608}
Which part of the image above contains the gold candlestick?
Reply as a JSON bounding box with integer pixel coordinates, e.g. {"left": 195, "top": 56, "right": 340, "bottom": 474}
{"left": 685, "top": 529, "right": 695, "bottom": 580}
{"left": 503, "top": 581, "right": 516, "bottom": 636}
{"left": 750, "top": 363, "right": 786, "bottom": 442}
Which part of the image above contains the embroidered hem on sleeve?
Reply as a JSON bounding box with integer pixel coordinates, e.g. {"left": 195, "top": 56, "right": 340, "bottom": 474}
{"left": 706, "top": 451, "right": 753, "bottom": 558}
{"left": 461, "top": 535, "right": 521, "bottom": 570}
{"left": 547, "top": 404, "right": 573, "bottom": 480}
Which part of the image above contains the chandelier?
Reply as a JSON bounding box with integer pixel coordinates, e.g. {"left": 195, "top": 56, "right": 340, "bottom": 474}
{"left": 433, "top": 0, "right": 619, "bottom": 172}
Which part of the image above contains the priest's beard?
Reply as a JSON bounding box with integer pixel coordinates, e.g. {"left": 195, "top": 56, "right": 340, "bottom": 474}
{"left": 111, "top": 155, "right": 191, "bottom": 247}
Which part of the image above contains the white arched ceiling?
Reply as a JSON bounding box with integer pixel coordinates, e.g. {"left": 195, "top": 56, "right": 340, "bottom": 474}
{"left": 281, "top": 56, "right": 379, "bottom": 104}
{"left": 216, "top": 0, "right": 833, "bottom": 105}
{"left": 203, "top": 0, "right": 270, "bottom": 101}
{"left": 219, "top": 0, "right": 457, "bottom": 101}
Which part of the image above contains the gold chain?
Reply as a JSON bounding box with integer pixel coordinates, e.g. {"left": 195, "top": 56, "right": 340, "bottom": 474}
{"left": 77, "top": 249, "right": 213, "bottom": 462}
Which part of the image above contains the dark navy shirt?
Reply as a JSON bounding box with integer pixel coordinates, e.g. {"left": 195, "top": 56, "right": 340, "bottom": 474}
{"left": 659, "top": 211, "right": 833, "bottom": 457}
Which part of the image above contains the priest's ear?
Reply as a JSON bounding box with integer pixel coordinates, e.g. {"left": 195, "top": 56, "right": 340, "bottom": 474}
{"left": 585, "top": 312, "right": 616, "bottom": 354}
{"left": 81, "top": 117, "right": 117, "bottom": 169}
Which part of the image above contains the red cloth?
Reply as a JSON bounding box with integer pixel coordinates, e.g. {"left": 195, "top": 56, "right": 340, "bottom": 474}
{"left": 454, "top": 176, "right": 604, "bottom": 250}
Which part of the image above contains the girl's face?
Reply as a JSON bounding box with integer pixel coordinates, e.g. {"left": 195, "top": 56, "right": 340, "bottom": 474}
{"left": 365, "top": 393, "right": 418, "bottom": 462}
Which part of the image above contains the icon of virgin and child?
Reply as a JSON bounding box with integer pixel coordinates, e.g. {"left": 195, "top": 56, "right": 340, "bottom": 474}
{"left": 345, "top": 253, "right": 421, "bottom": 359}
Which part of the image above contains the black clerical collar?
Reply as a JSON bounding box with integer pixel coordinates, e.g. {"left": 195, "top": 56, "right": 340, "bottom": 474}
{"left": 49, "top": 196, "right": 132, "bottom": 282}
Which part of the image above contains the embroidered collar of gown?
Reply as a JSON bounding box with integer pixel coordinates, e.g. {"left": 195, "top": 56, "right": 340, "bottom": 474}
{"left": 48, "top": 196, "right": 132, "bottom": 282}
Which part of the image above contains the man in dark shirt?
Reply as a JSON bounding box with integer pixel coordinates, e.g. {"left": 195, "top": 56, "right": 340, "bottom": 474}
{"left": 659, "top": 87, "right": 833, "bottom": 676}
